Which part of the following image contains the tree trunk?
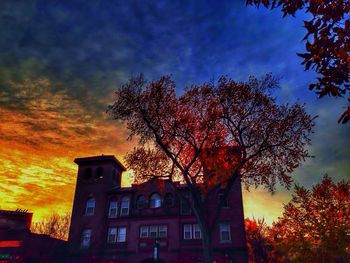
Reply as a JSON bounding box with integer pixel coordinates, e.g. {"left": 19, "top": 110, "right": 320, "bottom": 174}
{"left": 201, "top": 227, "right": 214, "bottom": 263}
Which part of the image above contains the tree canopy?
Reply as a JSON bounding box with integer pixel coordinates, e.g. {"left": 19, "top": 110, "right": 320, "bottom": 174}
{"left": 108, "top": 74, "right": 315, "bottom": 262}
{"left": 246, "top": 0, "right": 350, "bottom": 123}
{"left": 271, "top": 175, "right": 350, "bottom": 262}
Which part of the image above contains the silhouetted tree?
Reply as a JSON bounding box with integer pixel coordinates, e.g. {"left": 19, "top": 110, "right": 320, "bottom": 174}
{"left": 246, "top": 0, "right": 350, "bottom": 123}
{"left": 31, "top": 213, "right": 70, "bottom": 240}
{"left": 108, "top": 74, "right": 315, "bottom": 263}
{"left": 271, "top": 175, "right": 350, "bottom": 262}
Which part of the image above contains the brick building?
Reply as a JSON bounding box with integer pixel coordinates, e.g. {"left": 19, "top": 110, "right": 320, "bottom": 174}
{"left": 0, "top": 209, "right": 66, "bottom": 262}
{"left": 68, "top": 155, "right": 247, "bottom": 263}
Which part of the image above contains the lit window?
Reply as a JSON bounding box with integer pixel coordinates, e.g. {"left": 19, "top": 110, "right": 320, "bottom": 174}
{"left": 81, "top": 229, "right": 92, "bottom": 248}
{"left": 150, "top": 193, "right": 161, "bottom": 208}
{"left": 120, "top": 197, "right": 129, "bottom": 216}
{"left": 117, "top": 227, "right": 126, "bottom": 242}
{"left": 183, "top": 224, "right": 192, "bottom": 240}
{"left": 158, "top": 225, "right": 167, "bottom": 238}
{"left": 220, "top": 223, "right": 231, "bottom": 242}
{"left": 107, "top": 227, "right": 117, "bottom": 243}
{"left": 193, "top": 224, "right": 202, "bottom": 239}
{"left": 85, "top": 198, "right": 95, "bottom": 215}
{"left": 140, "top": 226, "right": 149, "bottom": 238}
{"left": 109, "top": 201, "right": 118, "bottom": 218}
{"left": 149, "top": 226, "right": 158, "bottom": 238}
{"left": 136, "top": 195, "right": 147, "bottom": 209}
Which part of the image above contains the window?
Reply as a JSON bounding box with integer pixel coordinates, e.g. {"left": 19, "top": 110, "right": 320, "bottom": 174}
{"left": 140, "top": 226, "right": 149, "bottom": 238}
{"left": 149, "top": 226, "right": 158, "bottom": 238}
{"left": 136, "top": 195, "right": 147, "bottom": 209}
{"left": 84, "top": 168, "right": 92, "bottom": 180}
{"left": 107, "top": 227, "right": 117, "bottom": 243}
{"left": 96, "top": 166, "right": 103, "bottom": 179}
{"left": 158, "top": 225, "right": 167, "bottom": 238}
{"left": 140, "top": 225, "right": 167, "bottom": 238}
{"left": 183, "top": 224, "right": 192, "bottom": 240}
{"left": 219, "top": 193, "right": 229, "bottom": 208}
{"left": 220, "top": 223, "right": 231, "bottom": 242}
{"left": 81, "top": 229, "right": 92, "bottom": 248}
{"left": 85, "top": 198, "right": 95, "bottom": 215}
{"left": 150, "top": 193, "right": 161, "bottom": 208}
{"left": 183, "top": 224, "right": 201, "bottom": 240}
{"left": 117, "top": 227, "right": 126, "bottom": 242}
{"left": 164, "top": 193, "right": 174, "bottom": 208}
{"left": 120, "top": 197, "right": 129, "bottom": 216}
{"left": 108, "top": 201, "right": 118, "bottom": 218}
{"left": 193, "top": 224, "right": 202, "bottom": 239}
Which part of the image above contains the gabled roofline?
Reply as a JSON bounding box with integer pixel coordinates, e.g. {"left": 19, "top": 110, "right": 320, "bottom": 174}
{"left": 74, "top": 155, "right": 126, "bottom": 171}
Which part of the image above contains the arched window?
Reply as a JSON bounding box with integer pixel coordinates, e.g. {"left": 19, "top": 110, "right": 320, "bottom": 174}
{"left": 136, "top": 195, "right": 147, "bottom": 209}
{"left": 150, "top": 193, "right": 161, "bottom": 208}
{"left": 96, "top": 166, "right": 103, "bottom": 179}
{"left": 84, "top": 168, "right": 92, "bottom": 180}
{"left": 120, "top": 197, "right": 130, "bottom": 216}
{"left": 85, "top": 198, "right": 95, "bottom": 215}
{"left": 164, "top": 193, "right": 174, "bottom": 208}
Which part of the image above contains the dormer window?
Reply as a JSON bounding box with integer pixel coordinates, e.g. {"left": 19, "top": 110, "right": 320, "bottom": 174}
{"left": 136, "top": 195, "right": 147, "bottom": 209}
{"left": 150, "top": 193, "right": 161, "bottom": 208}
{"left": 164, "top": 193, "right": 174, "bottom": 208}
{"left": 85, "top": 198, "right": 95, "bottom": 215}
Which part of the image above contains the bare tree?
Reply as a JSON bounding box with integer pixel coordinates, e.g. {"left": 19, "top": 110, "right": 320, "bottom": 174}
{"left": 108, "top": 74, "right": 315, "bottom": 263}
{"left": 31, "top": 213, "right": 71, "bottom": 241}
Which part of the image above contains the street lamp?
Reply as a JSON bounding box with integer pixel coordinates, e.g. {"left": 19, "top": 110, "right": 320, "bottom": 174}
{"left": 153, "top": 239, "right": 160, "bottom": 261}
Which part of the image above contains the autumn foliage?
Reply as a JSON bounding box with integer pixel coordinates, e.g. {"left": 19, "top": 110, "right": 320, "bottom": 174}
{"left": 246, "top": 0, "right": 350, "bottom": 123}
{"left": 108, "top": 74, "right": 314, "bottom": 263}
{"left": 245, "top": 175, "right": 350, "bottom": 262}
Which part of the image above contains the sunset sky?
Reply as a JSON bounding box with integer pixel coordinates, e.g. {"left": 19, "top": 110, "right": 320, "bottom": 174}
{"left": 0, "top": 1, "right": 349, "bottom": 225}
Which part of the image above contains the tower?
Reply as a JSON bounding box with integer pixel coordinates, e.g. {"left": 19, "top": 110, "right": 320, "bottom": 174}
{"left": 68, "top": 155, "right": 125, "bottom": 254}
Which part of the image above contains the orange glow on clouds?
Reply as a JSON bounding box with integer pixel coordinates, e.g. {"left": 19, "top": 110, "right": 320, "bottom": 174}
{"left": 0, "top": 78, "right": 288, "bottom": 225}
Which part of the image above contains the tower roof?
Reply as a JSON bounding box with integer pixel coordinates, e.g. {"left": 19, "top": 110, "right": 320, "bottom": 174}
{"left": 74, "top": 155, "right": 126, "bottom": 171}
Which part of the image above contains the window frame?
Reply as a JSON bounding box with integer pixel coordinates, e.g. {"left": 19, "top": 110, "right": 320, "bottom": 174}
{"left": 120, "top": 197, "right": 130, "bottom": 216}
{"left": 149, "top": 225, "right": 158, "bottom": 238}
{"left": 117, "top": 227, "right": 127, "bottom": 242}
{"left": 183, "top": 224, "right": 192, "bottom": 240}
{"left": 140, "top": 226, "right": 149, "bottom": 238}
{"left": 107, "top": 227, "right": 117, "bottom": 243}
{"left": 193, "top": 224, "right": 202, "bottom": 239}
{"left": 150, "top": 193, "right": 162, "bottom": 208}
{"left": 158, "top": 225, "right": 167, "bottom": 238}
{"left": 81, "top": 229, "right": 92, "bottom": 248}
{"left": 219, "top": 223, "right": 231, "bottom": 243}
{"left": 108, "top": 200, "right": 118, "bottom": 218}
{"left": 85, "top": 198, "right": 95, "bottom": 216}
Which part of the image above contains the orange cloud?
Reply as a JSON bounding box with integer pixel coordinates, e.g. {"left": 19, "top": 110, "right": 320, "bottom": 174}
{"left": 0, "top": 78, "right": 288, "bottom": 225}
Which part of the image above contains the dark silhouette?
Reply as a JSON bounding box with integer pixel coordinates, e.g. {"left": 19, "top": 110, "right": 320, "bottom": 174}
{"left": 108, "top": 74, "right": 315, "bottom": 263}
{"left": 31, "top": 212, "right": 70, "bottom": 240}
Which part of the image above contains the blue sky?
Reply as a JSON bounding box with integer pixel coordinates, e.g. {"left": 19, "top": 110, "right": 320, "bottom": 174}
{"left": 0, "top": 0, "right": 348, "bottom": 223}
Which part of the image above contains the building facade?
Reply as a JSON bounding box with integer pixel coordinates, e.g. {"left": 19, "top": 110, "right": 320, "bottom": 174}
{"left": 68, "top": 155, "right": 247, "bottom": 263}
{"left": 0, "top": 209, "right": 66, "bottom": 263}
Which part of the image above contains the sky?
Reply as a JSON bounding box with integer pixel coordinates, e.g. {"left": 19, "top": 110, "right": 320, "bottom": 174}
{"left": 0, "top": 0, "right": 349, "bottom": 225}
